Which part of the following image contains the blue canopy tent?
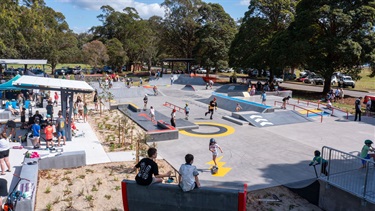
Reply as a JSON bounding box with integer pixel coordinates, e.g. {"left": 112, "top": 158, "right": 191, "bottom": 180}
{"left": 0, "top": 75, "right": 26, "bottom": 103}
{"left": 0, "top": 75, "right": 23, "bottom": 90}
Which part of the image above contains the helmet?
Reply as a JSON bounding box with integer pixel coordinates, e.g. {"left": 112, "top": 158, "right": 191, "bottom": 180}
{"left": 365, "top": 140, "right": 373, "bottom": 145}
{"left": 210, "top": 138, "right": 216, "bottom": 143}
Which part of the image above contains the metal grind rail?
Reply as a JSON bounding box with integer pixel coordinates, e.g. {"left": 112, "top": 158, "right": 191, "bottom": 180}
{"left": 274, "top": 101, "right": 324, "bottom": 122}
{"left": 296, "top": 99, "right": 349, "bottom": 119}
{"left": 163, "top": 102, "right": 185, "bottom": 113}
{"left": 321, "top": 146, "right": 375, "bottom": 204}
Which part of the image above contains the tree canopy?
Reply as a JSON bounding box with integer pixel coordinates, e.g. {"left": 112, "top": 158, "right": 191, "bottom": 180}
{"left": 288, "top": 0, "right": 375, "bottom": 93}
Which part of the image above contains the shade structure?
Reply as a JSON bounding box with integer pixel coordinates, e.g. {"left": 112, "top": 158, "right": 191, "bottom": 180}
{"left": 12, "top": 75, "right": 94, "bottom": 93}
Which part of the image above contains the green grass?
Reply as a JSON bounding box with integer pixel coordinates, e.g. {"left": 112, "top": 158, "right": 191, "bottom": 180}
{"left": 355, "top": 67, "right": 375, "bottom": 91}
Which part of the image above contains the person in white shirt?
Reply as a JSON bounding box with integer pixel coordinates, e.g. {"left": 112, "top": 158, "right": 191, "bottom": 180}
{"left": 0, "top": 132, "right": 11, "bottom": 175}
{"left": 179, "top": 154, "right": 200, "bottom": 192}
{"left": 149, "top": 106, "right": 155, "bottom": 122}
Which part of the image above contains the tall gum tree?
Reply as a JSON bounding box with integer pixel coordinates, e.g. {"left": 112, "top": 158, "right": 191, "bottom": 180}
{"left": 161, "top": 0, "right": 202, "bottom": 58}
{"left": 194, "top": 3, "right": 237, "bottom": 73}
{"left": 290, "top": 0, "right": 375, "bottom": 93}
{"left": 229, "top": 0, "right": 299, "bottom": 77}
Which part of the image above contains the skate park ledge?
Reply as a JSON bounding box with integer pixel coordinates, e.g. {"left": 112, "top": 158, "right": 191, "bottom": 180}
{"left": 15, "top": 151, "right": 86, "bottom": 211}
{"left": 121, "top": 180, "right": 247, "bottom": 211}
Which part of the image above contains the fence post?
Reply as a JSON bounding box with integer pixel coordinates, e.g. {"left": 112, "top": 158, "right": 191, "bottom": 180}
{"left": 363, "top": 163, "right": 370, "bottom": 199}
{"left": 327, "top": 149, "right": 332, "bottom": 181}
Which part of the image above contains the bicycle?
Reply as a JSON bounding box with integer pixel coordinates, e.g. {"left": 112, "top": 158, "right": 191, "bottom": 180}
{"left": 3, "top": 174, "right": 31, "bottom": 211}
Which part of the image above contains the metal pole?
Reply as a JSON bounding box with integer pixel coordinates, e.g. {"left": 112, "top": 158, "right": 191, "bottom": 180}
{"left": 363, "top": 162, "right": 369, "bottom": 199}
{"left": 327, "top": 149, "right": 332, "bottom": 181}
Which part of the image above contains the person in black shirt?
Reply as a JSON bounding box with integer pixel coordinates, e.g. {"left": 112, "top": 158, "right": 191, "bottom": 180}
{"left": 134, "top": 148, "right": 171, "bottom": 186}
{"left": 354, "top": 97, "right": 362, "bottom": 121}
{"left": 205, "top": 98, "right": 217, "bottom": 120}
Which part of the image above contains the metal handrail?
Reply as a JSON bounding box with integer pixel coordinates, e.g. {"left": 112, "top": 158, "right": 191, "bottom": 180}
{"left": 321, "top": 146, "right": 375, "bottom": 203}
{"left": 297, "top": 99, "right": 349, "bottom": 119}
{"left": 163, "top": 102, "right": 184, "bottom": 113}
{"left": 274, "top": 101, "right": 323, "bottom": 122}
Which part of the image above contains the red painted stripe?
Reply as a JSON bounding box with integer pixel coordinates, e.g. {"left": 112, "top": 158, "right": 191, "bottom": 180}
{"left": 122, "top": 181, "right": 129, "bottom": 211}
{"left": 238, "top": 183, "right": 247, "bottom": 211}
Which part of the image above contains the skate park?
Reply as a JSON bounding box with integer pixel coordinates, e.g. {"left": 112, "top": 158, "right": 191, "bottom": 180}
{"left": 94, "top": 74, "right": 375, "bottom": 210}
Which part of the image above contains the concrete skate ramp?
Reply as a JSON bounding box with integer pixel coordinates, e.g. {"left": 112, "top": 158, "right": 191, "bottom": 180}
{"left": 174, "top": 74, "right": 206, "bottom": 85}
{"left": 197, "top": 92, "right": 273, "bottom": 113}
{"left": 238, "top": 110, "right": 312, "bottom": 127}
{"left": 181, "top": 84, "right": 196, "bottom": 91}
{"left": 215, "top": 84, "right": 248, "bottom": 93}
{"left": 286, "top": 179, "right": 320, "bottom": 206}
{"left": 104, "top": 86, "right": 155, "bottom": 98}
{"left": 117, "top": 104, "right": 178, "bottom": 141}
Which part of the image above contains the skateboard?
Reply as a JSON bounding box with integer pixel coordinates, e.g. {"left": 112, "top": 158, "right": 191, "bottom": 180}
{"left": 211, "top": 166, "right": 218, "bottom": 174}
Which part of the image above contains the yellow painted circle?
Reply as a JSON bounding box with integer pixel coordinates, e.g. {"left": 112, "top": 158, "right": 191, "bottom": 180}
{"left": 180, "top": 122, "right": 235, "bottom": 138}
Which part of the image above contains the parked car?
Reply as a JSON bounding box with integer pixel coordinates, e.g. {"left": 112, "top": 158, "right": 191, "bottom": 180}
{"left": 196, "top": 68, "right": 207, "bottom": 74}
{"left": 72, "top": 67, "right": 81, "bottom": 75}
{"left": 312, "top": 75, "right": 324, "bottom": 85}
{"left": 55, "top": 68, "right": 66, "bottom": 75}
{"left": 338, "top": 76, "right": 355, "bottom": 88}
{"left": 303, "top": 75, "right": 315, "bottom": 84}
{"left": 296, "top": 75, "right": 308, "bottom": 82}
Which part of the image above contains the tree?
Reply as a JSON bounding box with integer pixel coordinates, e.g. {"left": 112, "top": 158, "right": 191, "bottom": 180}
{"left": 229, "top": 0, "right": 300, "bottom": 77}
{"left": 82, "top": 40, "right": 109, "bottom": 68}
{"left": 161, "top": 0, "right": 202, "bottom": 58}
{"left": 290, "top": 0, "right": 375, "bottom": 93}
{"left": 91, "top": 6, "right": 149, "bottom": 72}
{"left": 106, "top": 38, "right": 127, "bottom": 72}
{"left": 194, "top": 3, "right": 237, "bottom": 73}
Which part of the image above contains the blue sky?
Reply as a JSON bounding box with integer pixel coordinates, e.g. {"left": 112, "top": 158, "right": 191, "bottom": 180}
{"left": 44, "top": 0, "right": 250, "bottom": 33}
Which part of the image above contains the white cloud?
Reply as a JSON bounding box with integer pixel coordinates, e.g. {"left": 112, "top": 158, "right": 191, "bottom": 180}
{"left": 57, "top": 0, "right": 165, "bottom": 19}
{"left": 239, "top": 0, "right": 250, "bottom": 6}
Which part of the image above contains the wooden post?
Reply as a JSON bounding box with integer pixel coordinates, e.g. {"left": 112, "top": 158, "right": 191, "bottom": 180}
{"left": 99, "top": 99, "right": 102, "bottom": 116}
{"left": 118, "top": 119, "right": 121, "bottom": 145}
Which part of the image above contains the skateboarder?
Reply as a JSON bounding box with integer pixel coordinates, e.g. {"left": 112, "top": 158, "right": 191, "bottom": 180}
{"left": 171, "top": 109, "right": 176, "bottom": 127}
{"left": 184, "top": 103, "right": 190, "bottom": 120}
{"left": 209, "top": 138, "right": 223, "bottom": 169}
{"left": 235, "top": 103, "right": 242, "bottom": 112}
{"left": 309, "top": 150, "right": 328, "bottom": 176}
{"left": 205, "top": 98, "right": 217, "bottom": 120}
{"left": 360, "top": 140, "right": 375, "bottom": 168}
{"left": 260, "top": 91, "right": 267, "bottom": 105}
{"left": 149, "top": 106, "right": 155, "bottom": 122}
{"left": 143, "top": 94, "right": 148, "bottom": 111}
{"left": 281, "top": 96, "right": 291, "bottom": 109}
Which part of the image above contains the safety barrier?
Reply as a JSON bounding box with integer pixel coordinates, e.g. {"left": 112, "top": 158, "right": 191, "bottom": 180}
{"left": 163, "top": 102, "right": 184, "bottom": 113}
{"left": 321, "top": 146, "right": 375, "bottom": 204}
{"left": 274, "top": 101, "right": 323, "bottom": 122}
{"left": 121, "top": 180, "right": 247, "bottom": 211}
{"left": 297, "top": 99, "right": 349, "bottom": 119}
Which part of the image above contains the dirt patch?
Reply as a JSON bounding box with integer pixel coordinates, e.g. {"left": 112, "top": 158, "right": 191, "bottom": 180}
{"left": 35, "top": 161, "right": 176, "bottom": 211}
{"left": 248, "top": 186, "right": 321, "bottom": 211}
